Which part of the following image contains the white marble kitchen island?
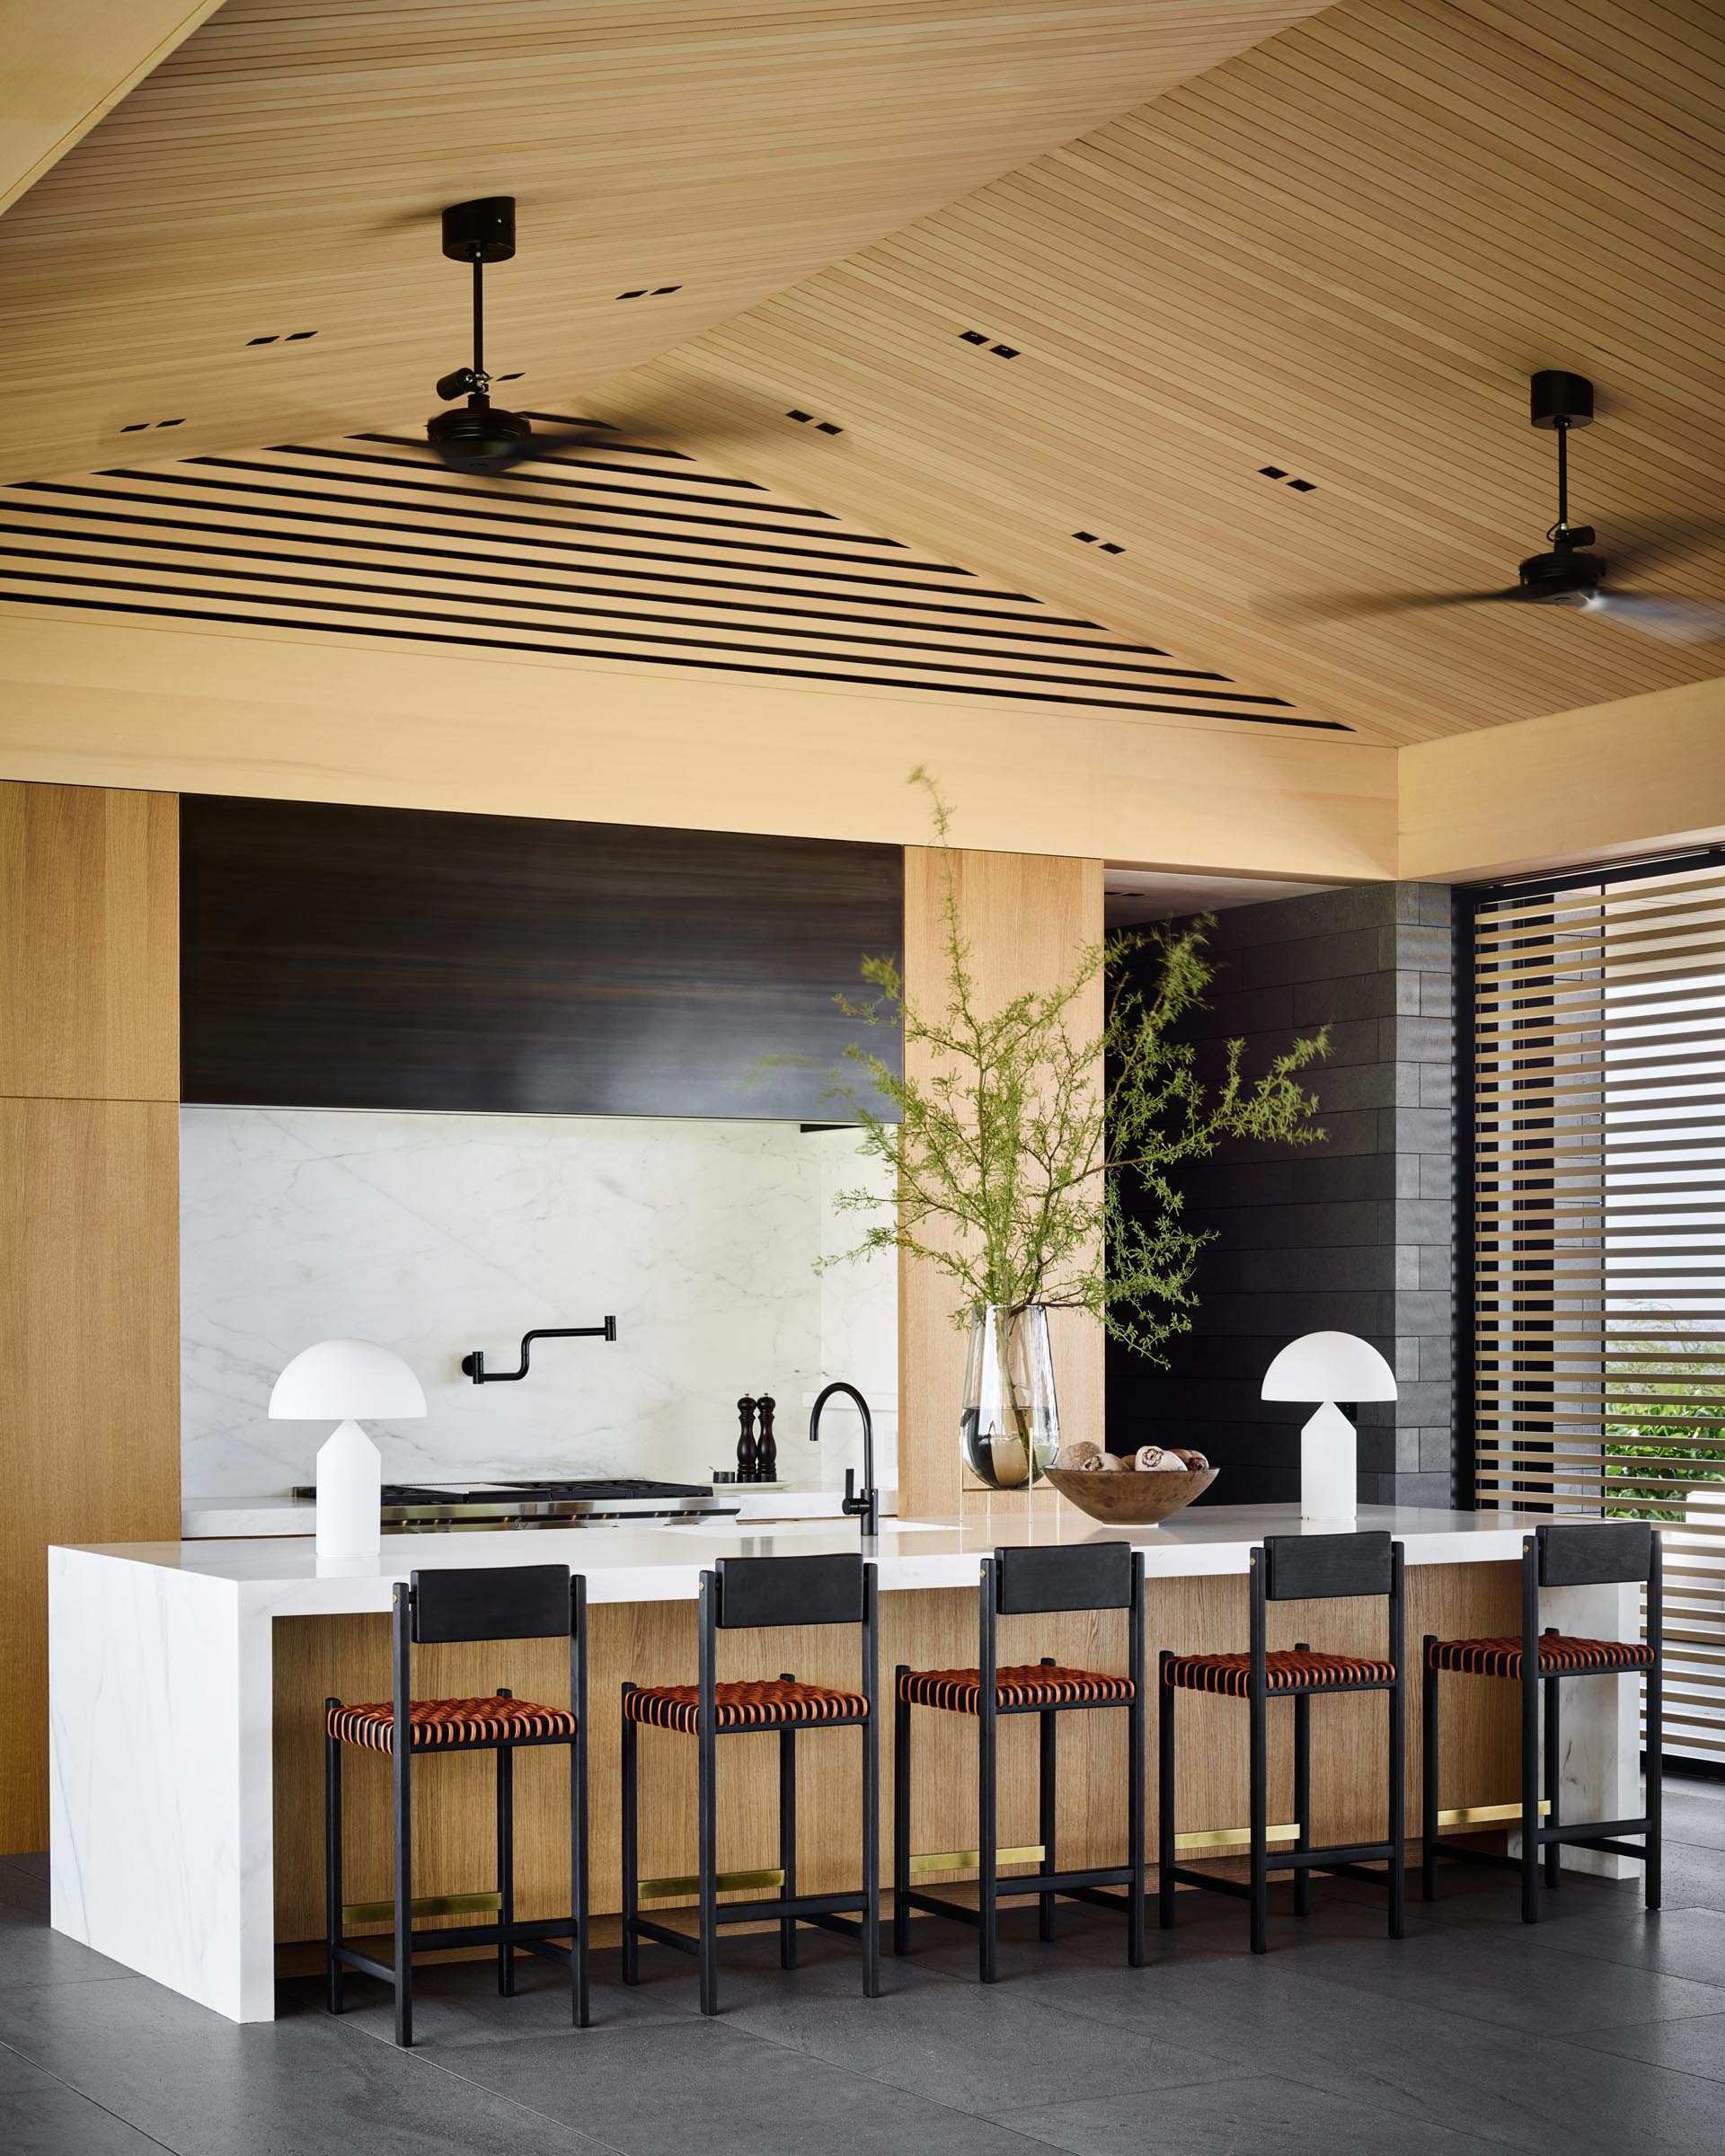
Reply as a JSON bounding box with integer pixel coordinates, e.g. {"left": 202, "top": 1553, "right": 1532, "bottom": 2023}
{"left": 49, "top": 1505, "right": 1641, "bottom": 2022}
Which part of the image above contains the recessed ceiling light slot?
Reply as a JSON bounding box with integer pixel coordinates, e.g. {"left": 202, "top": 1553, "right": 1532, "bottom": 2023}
{"left": 960, "top": 330, "right": 1023, "bottom": 359}
{"left": 1287, "top": 478, "right": 1317, "bottom": 492}
{"left": 1260, "top": 464, "right": 1316, "bottom": 490}
{"left": 1073, "top": 530, "right": 1124, "bottom": 553}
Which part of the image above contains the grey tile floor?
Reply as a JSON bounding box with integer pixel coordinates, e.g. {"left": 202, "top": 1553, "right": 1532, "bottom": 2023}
{"left": 4, "top": 1779, "right": 1725, "bottom": 2155}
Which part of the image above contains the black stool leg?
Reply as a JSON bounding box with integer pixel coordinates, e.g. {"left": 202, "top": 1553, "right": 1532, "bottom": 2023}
{"left": 978, "top": 1685, "right": 999, "bottom": 1984}
{"left": 1250, "top": 1675, "right": 1269, "bottom": 1956}
{"left": 394, "top": 1736, "right": 413, "bottom": 2046}
{"left": 1038, "top": 1657, "right": 1057, "bottom": 1943}
{"left": 620, "top": 1686, "right": 640, "bottom": 1985}
{"left": 892, "top": 1668, "right": 911, "bottom": 1957}
{"left": 1646, "top": 1656, "right": 1664, "bottom": 1913}
{"left": 1544, "top": 1639, "right": 1561, "bottom": 1892}
{"left": 1521, "top": 1647, "right": 1541, "bottom": 1926}
{"left": 571, "top": 1591, "right": 589, "bottom": 2031}
{"left": 778, "top": 1674, "right": 799, "bottom": 1971}
{"left": 861, "top": 1610, "right": 880, "bottom": 2000}
{"left": 323, "top": 1703, "right": 344, "bottom": 2015}
{"left": 1421, "top": 1639, "right": 1438, "bottom": 1903}
{"left": 1127, "top": 1663, "right": 1146, "bottom": 1968}
{"left": 1292, "top": 1647, "right": 1311, "bottom": 1919}
{"left": 1389, "top": 1666, "right": 1407, "bottom": 1941}
{"left": 1157, "top": 1652, "right": 1176, "bottom": 1931}
{"left": 495, "top": 1690, "right": 516, "bottom": 1997}
{"left": 697, "top": 1695, "right": 719, "bottom": 2015}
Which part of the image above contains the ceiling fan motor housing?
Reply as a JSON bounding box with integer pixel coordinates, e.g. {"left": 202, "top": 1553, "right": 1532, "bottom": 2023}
{"left": 427, "top": 402, "right": 532, "bottom": 464}
{"left": 1517, "top": 547, "right": 1606, "bottom": 605}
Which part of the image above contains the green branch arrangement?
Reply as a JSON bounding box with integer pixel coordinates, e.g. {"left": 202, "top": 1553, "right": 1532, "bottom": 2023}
{"left": 817, "top": 771, "right": 1331, "bottom": 1361}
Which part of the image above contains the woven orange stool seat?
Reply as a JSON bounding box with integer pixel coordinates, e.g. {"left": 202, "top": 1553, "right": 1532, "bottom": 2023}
{"left": 1427, "top": 1635, "right": 1654, "bottom": 1679}
{"left": 328, "top": 1696, "right": 579, "bottom": 1753}
{"left": 898, "top": 1665, "right": 1134, "bottom": 1713}
{"left": 622, "top": 1677, "right": 868, "bottom": 1735}
{"left": 1163, "top": 1649, "right": 1396, "bottom": 1699}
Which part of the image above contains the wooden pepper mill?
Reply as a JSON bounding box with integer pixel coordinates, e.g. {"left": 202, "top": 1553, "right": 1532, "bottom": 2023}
{"left": 735, "top": 1395, "right": 759, "bottom": 1483}
{"left": 755, "top": 1392, "right": 777, "bottom": 1484}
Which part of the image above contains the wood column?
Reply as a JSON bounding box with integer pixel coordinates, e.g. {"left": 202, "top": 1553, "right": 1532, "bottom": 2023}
{"left": 896, "top": 844, "right": 1105, "bottom": 1522}
{"left": 0, "top": 781, "right": 180, "bottom": 1852}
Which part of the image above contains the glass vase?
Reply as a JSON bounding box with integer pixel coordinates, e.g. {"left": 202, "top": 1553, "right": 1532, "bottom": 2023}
{"left": 960, "top": 1303, "right": 1060, "bottom": 1490}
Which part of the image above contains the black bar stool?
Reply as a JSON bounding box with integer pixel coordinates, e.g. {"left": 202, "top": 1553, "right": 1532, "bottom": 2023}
{"left": 1160, "top": 1531, "right": 1406, "bottom": 1954}
{"left": 620, "top": 1551, "right": 879, "bottom": 2016}
{"left": 894, "top": 1541, "right": 1146, "bottom": 1982}
{"left": 1424, "top": 1519, "right": 1662, "bottom": 1922}
{"left": 324, "top": 1563, "right": 589, "bottom": 2048}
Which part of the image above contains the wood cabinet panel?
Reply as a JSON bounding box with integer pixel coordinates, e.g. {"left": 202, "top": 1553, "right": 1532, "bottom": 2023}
{"left": 181, "top": 794, "right": 901, "bottom": 1121}
{"left": 0, "top": 1096, "right": 180, "bottom": 1851}
{"left": 0, "top": 782, "right": 177, "bottom": 1101}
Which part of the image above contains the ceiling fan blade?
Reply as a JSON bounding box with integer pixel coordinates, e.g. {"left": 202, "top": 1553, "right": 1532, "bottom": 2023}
{"left": 1585, "top": 591, "right": 1725, "bottom": 644}
{"left": 1599, "top": 515, "right": 1725, "bottom": 583}
{"left": 1261, "top": 588, "right": 1524, "bottom": 625}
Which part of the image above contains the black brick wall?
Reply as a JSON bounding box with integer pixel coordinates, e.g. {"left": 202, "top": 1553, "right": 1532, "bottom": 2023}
{"left": 1107, "top": 883, "right": 1459, "bottom": 1508}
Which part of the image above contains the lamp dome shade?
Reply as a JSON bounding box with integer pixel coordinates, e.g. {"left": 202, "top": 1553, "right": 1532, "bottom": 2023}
{"left": 1261, "top": 1331, "right": 1396, "bottom": 1404}
{"left": 269, "top": 1339, "right": 427, "bottom": 1420}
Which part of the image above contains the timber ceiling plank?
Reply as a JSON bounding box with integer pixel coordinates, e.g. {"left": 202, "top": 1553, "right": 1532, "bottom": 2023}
{"left": 0, "top": 2, "right": 224, "bottom": 216}
{"left": 579, "top": 0, "right": 1725, "bottom": 742}
{"left": 0, "top": 0, "right": 1326, "bottom": 483}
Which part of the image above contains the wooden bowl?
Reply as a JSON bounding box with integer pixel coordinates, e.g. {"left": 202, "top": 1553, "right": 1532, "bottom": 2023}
{"left": 1041, "top": 1465, "right": 1217, "bottom": 1525}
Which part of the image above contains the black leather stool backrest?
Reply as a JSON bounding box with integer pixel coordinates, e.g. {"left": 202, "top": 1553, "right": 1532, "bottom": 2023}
{"left": 409, "top": 1563, "right": 573, "bottom": 1643}
{"left": 1536, "top": 1521, "right": 1653, "bottom": 1586}
{"left": 1263, "top": 1532, "right": 1393, "bottom": 1603}
{"left": 714, "top": 1552, "right": 866, "bottom": 1630}
{"left": 994, "top": 1541, "right": 1134, "bottom": 1615}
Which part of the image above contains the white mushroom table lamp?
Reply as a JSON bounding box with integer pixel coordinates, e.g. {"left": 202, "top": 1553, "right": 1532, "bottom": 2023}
{"left": 1261, "top": 1330, "right": 1398, "bottom": 1523}
{"left": 270, "top": 1339, "right": 427, "bottom": 1559}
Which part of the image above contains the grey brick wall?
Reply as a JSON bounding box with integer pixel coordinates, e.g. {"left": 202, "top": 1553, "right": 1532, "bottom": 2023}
{"left": 1107, "top": 882, "right": 1460, "bottom": 1508}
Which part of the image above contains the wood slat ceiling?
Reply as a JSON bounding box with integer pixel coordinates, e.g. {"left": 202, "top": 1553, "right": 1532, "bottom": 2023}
{"left": 0, "top": 0, "right": 1324, "bottom": 484}
{"left": 580, "top": 0, "right": 1725, "bottom": 744}
{"left": 0, "top": 421, "right": 1331, "bottom": 732}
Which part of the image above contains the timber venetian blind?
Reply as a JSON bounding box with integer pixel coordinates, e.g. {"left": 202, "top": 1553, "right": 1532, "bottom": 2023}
{"left": 1470, "top": 857, "right": 1725, "bottom": 1763}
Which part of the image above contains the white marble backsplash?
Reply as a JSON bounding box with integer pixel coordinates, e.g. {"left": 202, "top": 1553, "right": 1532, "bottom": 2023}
{"left": 181, "top": 1107, "right": 896, "bottom": 1498}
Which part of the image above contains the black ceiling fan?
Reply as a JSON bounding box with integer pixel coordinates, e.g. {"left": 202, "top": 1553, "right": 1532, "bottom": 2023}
{"left": 424, "top": 196, "right": 604, "bottom": 474}
{"left": 423, "top": 196, "right": 752, "bottom": 474}
{"left": 1276, "top": 371, "right": 1725, "bottom": 643}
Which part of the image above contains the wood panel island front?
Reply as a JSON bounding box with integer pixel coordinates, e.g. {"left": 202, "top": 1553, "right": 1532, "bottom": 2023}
{"left": 48, "top": 1505, "right": 1640, "bottom": 2021}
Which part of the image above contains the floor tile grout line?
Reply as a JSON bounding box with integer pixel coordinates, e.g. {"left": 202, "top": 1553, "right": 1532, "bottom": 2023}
{"left": 0, "top": 2036, "right": 182, "bottom": 2154}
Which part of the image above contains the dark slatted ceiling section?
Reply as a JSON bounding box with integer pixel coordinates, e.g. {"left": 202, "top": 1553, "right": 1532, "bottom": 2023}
{"left": 0, "top": 424, "right": 1331, "bottom": 730}
{"left": 1469, "top": 860, "right": 1725, "bottom": 1763}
